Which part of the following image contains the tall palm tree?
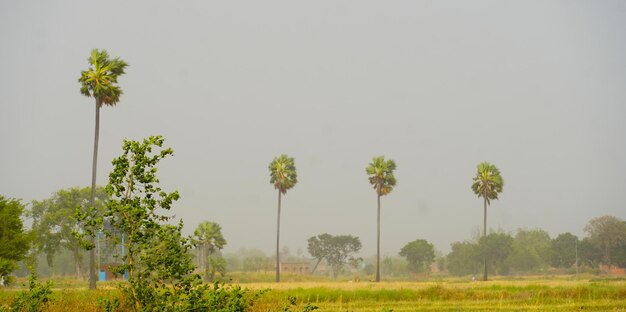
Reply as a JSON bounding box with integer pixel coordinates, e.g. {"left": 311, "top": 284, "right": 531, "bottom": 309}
{"left": 471, "top": 162, "right": 503, "bottom": 281}
{"left": 79, "top": 49, "right": 128, "bottom": 289}
{"left": 366, "top": 156, "right": 397, "bottom": 282}
{"left": 193, "top": 221, "right": 227, "bottom": 281}
{"left": 269, "top": 154, "right": 297, "bottom": 283}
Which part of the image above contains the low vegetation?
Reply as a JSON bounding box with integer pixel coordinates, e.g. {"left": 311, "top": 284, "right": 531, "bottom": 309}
{"left": 2, "top": 275, "right": 625, "bottom": 311}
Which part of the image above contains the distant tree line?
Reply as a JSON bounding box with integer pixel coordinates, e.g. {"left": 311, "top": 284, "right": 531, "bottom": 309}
{"left": 2, "top": 178, "right": 625, "bottom": 282}
{"left": 445, "top": 216, "right": 626, "bottom": 276}
{"left": 3, "top": 189, "right": 625, "bottom": 282}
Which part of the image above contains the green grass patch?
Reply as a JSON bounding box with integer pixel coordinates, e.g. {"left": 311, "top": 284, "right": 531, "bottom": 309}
{"left": 1, "top": 277, "right": 626, "bottom": 311}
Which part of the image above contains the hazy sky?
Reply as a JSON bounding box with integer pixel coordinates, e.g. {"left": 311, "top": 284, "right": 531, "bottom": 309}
{"left": 1, "top": 1, "right": 625, "bottom": 258}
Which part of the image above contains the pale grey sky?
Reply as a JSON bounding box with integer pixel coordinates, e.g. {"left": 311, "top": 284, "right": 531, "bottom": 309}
{"left": 1, "top": 1, "right": 625, "bottom": 257}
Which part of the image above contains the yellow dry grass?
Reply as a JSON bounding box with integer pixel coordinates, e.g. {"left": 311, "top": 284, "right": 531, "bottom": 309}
{"left": 2, "top": 275, "right": 625, "bottom": 311}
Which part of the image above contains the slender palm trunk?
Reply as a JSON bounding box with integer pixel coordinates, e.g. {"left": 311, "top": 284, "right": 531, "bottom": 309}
{"left": 376, "top": 192, "right": 381, "bottom": 282}
{"left": 89, "top": 100, "right": 101, "bottom": 290}
{"left": 276, "top": 191, "right": 281, "bottom": 283}
{"left": 483, "top": 197, "right": 488, "bottom": 281}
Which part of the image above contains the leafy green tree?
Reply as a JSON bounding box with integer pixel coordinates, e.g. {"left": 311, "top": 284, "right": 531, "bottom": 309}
{"left": 471, "top": 162, "right": 503, "bottom": 281}
{"left": 79, "top": 48, "right": 128, "bottom": 290}
{"left": 509, "top": 229, "right": 551, "bottom": 273}
{"left": 615, "top": 222, "right": 626, "bottom": 269}
{"left": 480, "top": 232, "right": 513, "bottom": 276}
{"left": 446, "top": 232, "right": 513, "bottom": 278}
{"left": 269, "top": 154, "right": 298, "bottom": 283}
{"left": 550, "top": 232, "right": 579, "bottom": 269}
{"left": 399, "top": 239, "right": 435, "bottom": 274}
{"left": 206, "top": 253, "right": 227, "bottom": 282}
{"left": 307, "top": 233, "right": 362, "bottom": 278}
{"left": 0, "top": 196, "right": 31, "bottom": 285}
{"left": 366, "top": 156, "right": 397, "bottom": 282}
{"left": 307, "top": 233, "right": 332, "bottom": 274}
{"left": 193, "top": 221, "right": 227, "bottom": 281}
{"left": 446, "top": 240, "right": 482, "bottom": 276}
{"left": 29, "top": 186, "right": 107, "bottom": 278}
{"left": 584, "top": 215, "right": 626, "bottom": 271}
{"left": 614, "top": 229, "right": 626, "bottom": 269}
{"left": 104, "top": 136, "right": 189, "bottom": 310}
{"left": 578, "top": 237, "right": 602, "bottom": 268}
{"left": 326, "top": 235, "right": 361, "bottom": 278}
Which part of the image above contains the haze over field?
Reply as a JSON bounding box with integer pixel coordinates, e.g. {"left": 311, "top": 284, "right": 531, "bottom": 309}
{"left": 1, "top": 0, "right": 625, "bottom": 257}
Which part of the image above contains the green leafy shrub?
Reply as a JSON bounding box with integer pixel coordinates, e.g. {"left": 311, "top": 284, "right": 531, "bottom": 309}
{"left": 10, "top": 272, "right": 52, "bottom": 312}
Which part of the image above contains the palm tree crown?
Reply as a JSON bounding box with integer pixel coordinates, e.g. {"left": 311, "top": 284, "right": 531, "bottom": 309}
{"left": 79, "top": 49, "right": 128, "bottom": 106}
{"left": 193, "top": 221, "right": 227, "bottom": 253}
{"left": 269, "top": 155, "right": 298, "bottom": 194}
{"left": 366, "top": 156, "right": 397, "bottom": 196}
{"left": 471, "top": 162, "right": 504, "bottom": 204}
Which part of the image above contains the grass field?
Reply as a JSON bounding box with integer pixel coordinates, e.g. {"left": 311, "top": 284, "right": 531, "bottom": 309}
{"left": 1, "top": 274, "right": 626, "bottom": 311}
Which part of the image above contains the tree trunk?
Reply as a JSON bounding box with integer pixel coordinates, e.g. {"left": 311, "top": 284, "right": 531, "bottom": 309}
{"left": 88, "top": 99, "right": 101, "bottom": 290}
{"left": 196, "top": 245, "right": 200, "bottom": 275}
{"left": 606, "top": 243, "right": 611, "bottom": 273}
{"left": 207, "top": 249, "right": 214, "bottom": 282}
{"left": 376, "top": 192, "right": 381, "bottom": 282}
{"left": 311, "top": 258, "right": 322, "bottom": 274}
{"left": 483, "top": 197, "right": 488, "bottom": 281}
{"left": 276, "top": 191, "right": 281, "bottom": 283}
{"left": 203, "top": 245, "right": 209, "bottom": 281}
{"left": 73, "top": 248, "right": 83, "bottom": 279}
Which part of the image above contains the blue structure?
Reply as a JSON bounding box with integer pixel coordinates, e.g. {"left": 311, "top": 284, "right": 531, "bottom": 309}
{"left": 96, "top": 231, "right": 128, "bottom": 281}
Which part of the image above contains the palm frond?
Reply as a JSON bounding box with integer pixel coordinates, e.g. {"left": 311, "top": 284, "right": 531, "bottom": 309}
{"left": 79, "top": 49, "right": 128, "bottom": 107}
{"left": 269, "top": 154, "right": 298, "bottom": 194}
{"left": 366, "top": 156, "right": 397, "bottom": 196}
{"left": 471, "top": 161, "right": 504, "bottom": 203}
